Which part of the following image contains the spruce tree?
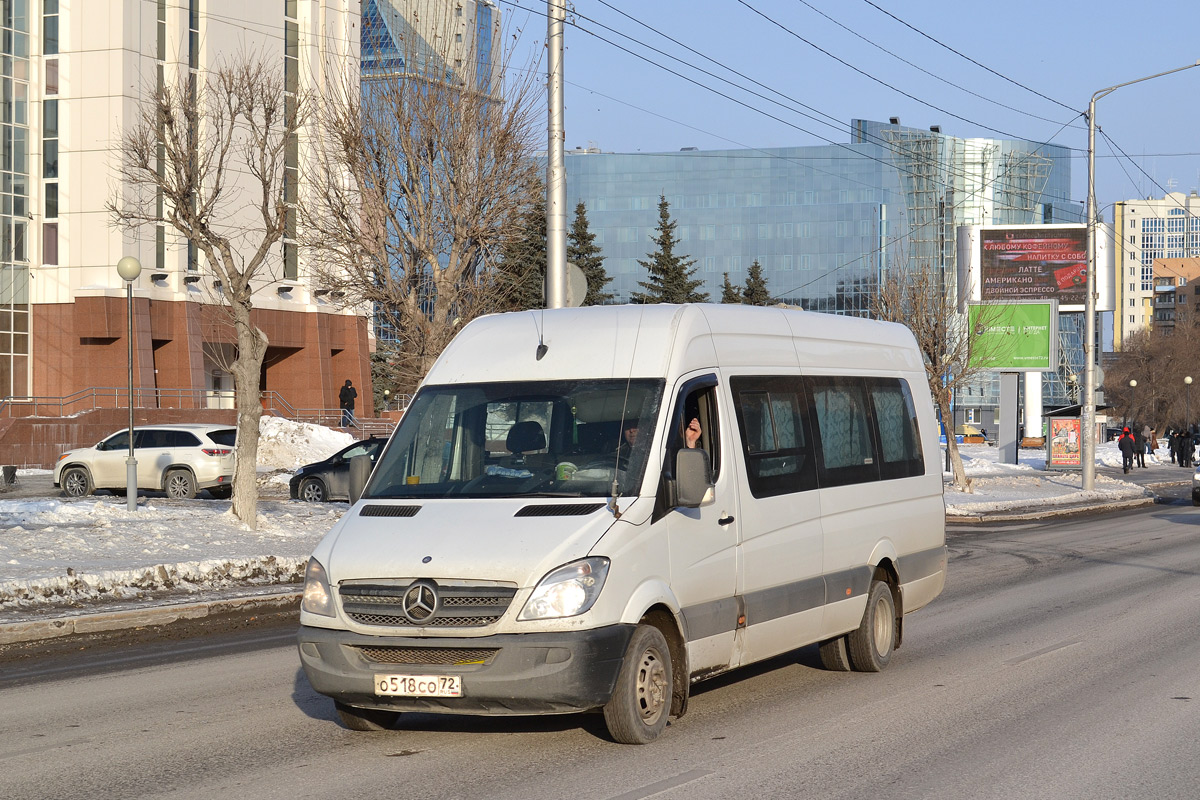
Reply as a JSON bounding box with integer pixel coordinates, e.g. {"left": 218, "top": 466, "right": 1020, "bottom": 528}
{"left": 721, "top": 272, "right": 744, "bottom": 304}
{"left": 495, "top": 195, "right": 546, "bottom": 311}
{"left": 568, "top": 201, "right": 613, "bottom": 305}
{"left": 743, "top": 259, "right": 771, "bottom": 306}
{"left": 630, "top": 195, "right": 709, "bottom": 304}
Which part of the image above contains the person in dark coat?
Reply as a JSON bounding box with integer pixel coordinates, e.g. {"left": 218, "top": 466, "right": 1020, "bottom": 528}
{"left": 1133, "top": 426, "right": 1146, "bottom": 468}
{"left": 1117, "top": 427, "right": 1136, "bottom": 474}
{"left": 339, "top": 379, "right": 357, "bottom": 427}
{"left": 1166, "top": 427, "right": 1176, "bottom": 464}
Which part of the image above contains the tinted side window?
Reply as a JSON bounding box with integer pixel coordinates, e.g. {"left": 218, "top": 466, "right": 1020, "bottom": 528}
{"left": 104, "top": 431, "right": 130, "bottom": 451}
{"left": 170, "top": 431, "right": 201, "bottom": 448}
{"left": 731, "top": 376, "right": 816, "bottom": 498}
{"left": 808, "top": 376, "right": 880, "bottom": 488}
{"left": 208, "top": 429, "right": 237, "bottom": 447}
{"left": 870, "top": 379, "right": 925, "bottom": 480}
{"left": 135, "top": 430, "right": 166, "bottom": 448}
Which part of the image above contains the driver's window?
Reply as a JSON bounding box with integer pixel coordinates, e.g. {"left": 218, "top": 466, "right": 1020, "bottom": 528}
{"left": 103, "top": 431, "right": 130, "bottom": 452}
{"left": 678, "top": 385, "right": 720, "bottom": 480}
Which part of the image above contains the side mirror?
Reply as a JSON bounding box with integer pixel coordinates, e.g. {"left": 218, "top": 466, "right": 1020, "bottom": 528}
{"left": 674, "top": 448, "right": 715, "bottom": 508}
{"left": 349, "top": 454, "right": 373, "bottom": 504}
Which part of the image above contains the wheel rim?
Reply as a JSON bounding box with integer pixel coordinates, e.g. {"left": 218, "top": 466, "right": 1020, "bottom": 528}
{"left": 167, "top": 474, "right": 192, "bottom": 498}
{"left": 872, "top": 595, "right": 893, "bottom": 656}
{"left": 635, "top": 646, "right": 668, "bottom": 724}
{"left": 65, "top": 471, "right": 85, "bottom": 496}
{"left": 302, "top": 481, "right": 323, "bottom": 502}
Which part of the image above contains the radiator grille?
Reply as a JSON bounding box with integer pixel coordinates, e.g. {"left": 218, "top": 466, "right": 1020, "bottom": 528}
{"left": 339, "top": 581, "right": 516, "bottom": 628}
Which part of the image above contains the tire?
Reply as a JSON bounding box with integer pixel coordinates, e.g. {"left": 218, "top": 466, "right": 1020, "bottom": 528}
{"left": 165, "top": 469, "right": 197, "bottom": 500}
{"left": 298, "top": 477, "right": 327, "bottom": 503}
{"left": 603, "top": 625, "right": 672, "bottom": 745}
{"left": 334, "top": 701, "right": 399, "bottom": 732}
{"left": 847, "top": 579, "right": 897, "bottom": 673}
{"left": 208, "top": 485, "right": 232, "bottom": 500}
{"left": 61, "top": 466, "right": 94, "bottom": 498}
{"left": 818, "top": 635, "right": 852, "bottom": 672}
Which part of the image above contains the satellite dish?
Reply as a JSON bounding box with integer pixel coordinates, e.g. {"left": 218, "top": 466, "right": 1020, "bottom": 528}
{"left": 543, "top": 262, "right": 589, "bottom": 308}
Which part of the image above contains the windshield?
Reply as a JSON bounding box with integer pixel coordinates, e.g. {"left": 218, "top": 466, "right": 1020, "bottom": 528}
{"left": 364, "top": 379, "right": 664, "bottom": 499}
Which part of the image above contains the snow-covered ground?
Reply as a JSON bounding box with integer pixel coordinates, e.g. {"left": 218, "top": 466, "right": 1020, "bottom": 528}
{"left": 0, "top": 421, "right": 1179, "bottom": 613}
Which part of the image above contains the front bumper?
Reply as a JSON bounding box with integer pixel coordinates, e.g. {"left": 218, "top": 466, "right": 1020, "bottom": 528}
{"left": 297, "top": 623, "right": 635, "bottom": 716}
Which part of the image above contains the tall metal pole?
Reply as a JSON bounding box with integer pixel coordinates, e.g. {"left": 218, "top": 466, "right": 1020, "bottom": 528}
{"left": 116, "top": 256, "right": 141, "bottom": 512}
{"left": 1082, "top": 60, "right": 1200, "bottom": 492}
{"left": 545, "top": 0, "right": 567, "bottom": 309}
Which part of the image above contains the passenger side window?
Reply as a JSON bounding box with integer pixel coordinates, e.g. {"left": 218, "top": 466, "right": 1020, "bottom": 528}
{"left": 808, "top": 376, "right": 879, "bottom": 488}
{"left": 678, "top": 383, "right": 720, "bottom": 480}
{"left": 870, "top": 379, "right": 925, "bottom": 480}
{"left": 730, "top": 376, "right": 816, "bottom": 498}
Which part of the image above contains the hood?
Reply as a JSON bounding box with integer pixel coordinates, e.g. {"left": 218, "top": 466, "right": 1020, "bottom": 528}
{"left": 321, "top": 498, "right": 617, "bottom": 588}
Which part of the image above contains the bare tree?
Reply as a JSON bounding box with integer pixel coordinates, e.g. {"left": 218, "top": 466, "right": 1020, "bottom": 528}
{"left": 872, "top": 262, "right": 1009, "bottom": 491}
{"left": 109, "top": 57, "right": 312, "bottom": 528}
{"left": 303, "top": 10, "right": 544, "bottom": 396}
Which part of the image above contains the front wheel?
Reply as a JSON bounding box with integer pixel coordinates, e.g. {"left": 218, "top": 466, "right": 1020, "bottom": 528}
{"left": 165, "top": 469, "right": 197, "bottom": 500}
{"left": 61, "top": 466, "right": 94, "bottom": 498}
{"left": 603, "top": 624, "right": 672, "bottom": 745}
{"left": 334, "top": 701, "right": 399, "bottom": 731}
{"left": 847, "top": 579, "right": 897, "bottom": 672}
{"left": 298, "top": 477, "right": 327, "bottom": 502}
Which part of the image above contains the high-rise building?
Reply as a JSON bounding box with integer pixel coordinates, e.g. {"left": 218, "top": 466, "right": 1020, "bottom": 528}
{"left": 362, "top": 0, "right": 499, "bottom": 92}
{"left": 1113, "top": 192, "right": 1200, "bottom": 349}
{"left": 14, "top": 1, "right": 366, "bottom": 413}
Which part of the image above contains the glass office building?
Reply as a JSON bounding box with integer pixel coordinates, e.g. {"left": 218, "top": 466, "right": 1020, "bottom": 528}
{"left": 564, "top": 119, "right": 1081, "bottom": 414}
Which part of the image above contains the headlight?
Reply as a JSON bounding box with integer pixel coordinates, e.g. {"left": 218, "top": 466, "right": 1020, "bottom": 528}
{"left": 301, "top": 557, "right": 335, "bottom": 617}
{"left": 518, "top": 557, "right": 609, "bottom": 621}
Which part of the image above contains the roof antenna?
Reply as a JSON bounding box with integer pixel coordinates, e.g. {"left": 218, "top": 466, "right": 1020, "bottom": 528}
{"left": 530, "top": 310, "right": 548, "bottom": 360}
{"left": 536, "top": 341, "right": 548, "bottom": 360}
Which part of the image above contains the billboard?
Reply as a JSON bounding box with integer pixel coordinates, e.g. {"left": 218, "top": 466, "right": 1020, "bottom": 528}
{"left": 968, "top": 301, "right": 1058, "bottom": 372}
{"left": 979, "top": 227, "right": 1088, "bottom": 306}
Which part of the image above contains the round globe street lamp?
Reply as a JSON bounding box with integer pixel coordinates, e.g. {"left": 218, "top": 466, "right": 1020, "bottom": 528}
{"left": 117, "top": 256, "right": 142, "bottom": 513}
{"left": 1186, "top": 376, "right": 1193, "bottom": 435}
{"left": 383, "top": 388, "right": 391, "bottom": 412}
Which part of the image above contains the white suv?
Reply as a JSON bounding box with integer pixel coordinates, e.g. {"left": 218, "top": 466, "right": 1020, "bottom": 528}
{"left": 54, "top": 424, "right": 237, "bottom": 500}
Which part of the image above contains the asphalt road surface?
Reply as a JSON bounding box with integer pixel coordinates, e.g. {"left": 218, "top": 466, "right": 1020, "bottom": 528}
{"left": 2, "top": 502, "right": 1200, "bottom": 799}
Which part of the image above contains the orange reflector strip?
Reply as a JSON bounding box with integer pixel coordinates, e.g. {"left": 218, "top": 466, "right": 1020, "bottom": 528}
{"left": 845, "top": 588, "right": 853, "bottom": 596}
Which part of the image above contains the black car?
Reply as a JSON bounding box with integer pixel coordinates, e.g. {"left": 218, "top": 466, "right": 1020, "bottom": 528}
{"left": 289, "top": 438, "right": 386, "bottom": 502}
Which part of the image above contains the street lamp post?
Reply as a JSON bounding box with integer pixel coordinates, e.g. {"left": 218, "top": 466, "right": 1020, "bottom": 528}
{"left": 1082, "top": 60, "right": 1200, "bottom": 491}
{"left": 1128, "top": 379, "right": 1137, "bottom": 428}
{"left": 1186, "top": 376, "right": 1193, "bottom": 434}
{"left": 117, "top": 256, "right": 142, "bottom": 513}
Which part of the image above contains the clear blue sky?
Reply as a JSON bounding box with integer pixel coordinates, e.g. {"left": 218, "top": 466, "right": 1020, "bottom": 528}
{"left": 500, "top": 0, "right": 1200, "bottom": 219}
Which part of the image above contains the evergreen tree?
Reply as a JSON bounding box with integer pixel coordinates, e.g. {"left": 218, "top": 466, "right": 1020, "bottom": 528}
{"left": 568, "top": 201, "right": 613, "bottom": 305}
{"left": 743, "top": 259, "right": 771, "bottom": 305}
{"left": 630, "top": 195, "right": 709, "bottom": 304}
{"left": 495, "top": 194, "right": 547, "bottom": 311}
{"left": 721, "top": 272, "right": 744, "bottom": 304}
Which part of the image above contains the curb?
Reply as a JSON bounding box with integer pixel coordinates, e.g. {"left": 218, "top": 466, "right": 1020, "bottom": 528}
{"left": 0, "top": 590, "right": 301, "bottom": 646}
{"left": 947, "top": 495, "right": 1157, "bottom": 524}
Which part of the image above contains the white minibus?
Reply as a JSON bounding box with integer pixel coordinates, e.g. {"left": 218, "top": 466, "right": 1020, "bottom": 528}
{"left": 298, "top": 304, "right": 946, "bottom": 744}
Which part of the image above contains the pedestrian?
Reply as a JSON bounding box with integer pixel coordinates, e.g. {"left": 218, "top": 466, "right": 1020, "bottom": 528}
{"left": 1166, "top": 427, "right": 1177, "bottom": 464}
{"left": 338, "top": 379, "right": 357, "bottom": 428}
{"left": 1133, "top": 425, "right": 1146, "bottom": 468}
{"left": 1117, "top": 427, "right": 1136, "bottom": 474}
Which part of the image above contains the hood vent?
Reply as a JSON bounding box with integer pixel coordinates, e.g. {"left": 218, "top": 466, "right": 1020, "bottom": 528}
{"left": 359, "top": 505, "right": 421, "bottom": 518}
{"left": 515, "top": 503, "right": 605, "bottom": 517}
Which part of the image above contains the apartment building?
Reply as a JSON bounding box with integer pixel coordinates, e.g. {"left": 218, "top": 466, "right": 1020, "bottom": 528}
{"left": 13, "top": 1, "right": 368, "bottom": 413}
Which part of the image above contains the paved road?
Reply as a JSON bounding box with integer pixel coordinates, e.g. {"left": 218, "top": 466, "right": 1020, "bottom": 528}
{"left": 3, "top": 501, "right": 1200, "bottom": 799}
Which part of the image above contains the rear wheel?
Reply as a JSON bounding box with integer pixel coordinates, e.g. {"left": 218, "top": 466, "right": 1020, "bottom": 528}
{"left": 603, "top": 624, "right": 672, "bottom": 745}
{"left": 847, "top": 579, "right": 897, "bottom": 672}
{"left": 334, "top": 701, "right": 399, "bottom": 732}
{"left": 818, "top": 635, "right": 852, "bottom": 672}
{"left": 165, "top": 469, "right": 197, "bottom": 500}
{"left": 61, "top": 466, "right": 93, "bottom": 498}
{"left": 299, "top": 477, "right": 327, "bottom": 502}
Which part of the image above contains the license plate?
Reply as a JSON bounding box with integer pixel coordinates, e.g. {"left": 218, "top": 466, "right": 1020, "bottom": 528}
{"left": 375, "top": 674, "right": 462, "bottom": 698}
